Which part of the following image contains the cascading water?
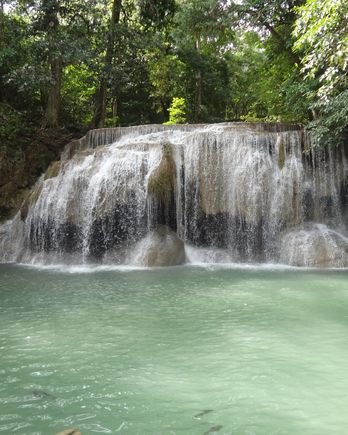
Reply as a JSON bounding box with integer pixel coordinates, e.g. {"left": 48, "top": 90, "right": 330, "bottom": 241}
{"left": 1, "top": 123, "right": 348, "bottom": 267}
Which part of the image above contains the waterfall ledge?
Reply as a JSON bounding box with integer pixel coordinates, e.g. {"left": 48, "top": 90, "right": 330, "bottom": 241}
{"left": 1, "top": 123, "right": 347, "bottom": 268}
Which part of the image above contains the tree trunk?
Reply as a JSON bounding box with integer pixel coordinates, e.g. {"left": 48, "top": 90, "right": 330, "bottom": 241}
{"left": 0, "top": 1, "right": 5, "bottom": 102}
{"left": 0, "top": 1, "right": 4, "bottom": 41}
{"left": 263, "top": 22, "right": 301, "bottom": 65}
{"left": 195, "top": 69, "right": 202, "bottom": 120}
{"left": 91, "top": 0, "right": 122, "bottom": 129}
{"left": 43, "top": 58, "right": 62, "bottom": 128}
{"left": 194, "top": 36, "right": 203, "bottom": 122}
{"left": 42, "top": 1, "right": 62, "bottom": 129}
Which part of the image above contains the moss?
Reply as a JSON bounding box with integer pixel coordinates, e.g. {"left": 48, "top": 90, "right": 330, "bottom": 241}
{"left": 44, "top": 160, "right": 61, "bottom": 180}
{"left": 148, "top": 143, "right": 176, "bottom": 204}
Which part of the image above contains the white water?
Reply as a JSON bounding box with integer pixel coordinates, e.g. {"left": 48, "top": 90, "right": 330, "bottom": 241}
{"left": 1, "top": 123, "right": 348, "bottom": 267}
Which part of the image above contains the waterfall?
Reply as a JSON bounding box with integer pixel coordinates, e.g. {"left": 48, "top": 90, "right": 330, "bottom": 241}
{"left": 1, "top": 123, "right": 347, "bottom": 267}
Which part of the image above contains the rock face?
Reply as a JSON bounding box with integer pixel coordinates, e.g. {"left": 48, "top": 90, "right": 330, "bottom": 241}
{"left": 131, "top": 225, "right": 185, "bottom": 267}
{"left": 0, "top": 123, "right": 348, "bottom": 267}
{"left": 280, "top": 224, "right": 348, "bottom": 267}
{"left": 147, "top": 142, "right": 177, "bottom": 231}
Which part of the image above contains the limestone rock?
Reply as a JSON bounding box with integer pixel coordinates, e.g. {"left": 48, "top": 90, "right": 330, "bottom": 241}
{"left": 131, "top": 225, "right": 185, "bottom": 267}
{"left": 148, "top": 142, "right": 176, "bottom": 205}
{"left": 44, "top": 160, "right": 61, "bottom": 180}
{"left": 280, "top": 224, "right": 348, "bottom": 267}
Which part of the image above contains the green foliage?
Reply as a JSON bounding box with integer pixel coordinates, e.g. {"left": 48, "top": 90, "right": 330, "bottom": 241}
{"left": 294, "top": 0, "right": 348, "bottom": 100}
{"left": 61, "top": 64, "right": 97, "bottom": 128}
{"left": 165, "top": 97, "right": 187, "bottom": 124}
{"left": 139, "top": 0, "right": 176, "bottom": 28}
{"left": 227, "top": 31, "right": 309, "bottom": 123}
{"left": 293, "top": 0, "right": 348, "bottom": 146}
{"left": 0, "top": 104, "right": 30, "bottom": 146}
{"left": 173, "top": 0, "right": 233, "bottom": 52}
{"left": 306, "top": 91, "right": 348, "bottom": 147}
{"left": 148, "top": 53, "right": 186, "bottom": 118}
{"left": 2, "top": 0, "right": 348, "bottom": 220}
{"left": 0, "top": 0, "right": 346, "bottom": 151}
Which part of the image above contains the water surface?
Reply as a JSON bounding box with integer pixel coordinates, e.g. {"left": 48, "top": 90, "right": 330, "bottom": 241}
{"left": 0, "top": 264, "right": 348, "bottom": 434}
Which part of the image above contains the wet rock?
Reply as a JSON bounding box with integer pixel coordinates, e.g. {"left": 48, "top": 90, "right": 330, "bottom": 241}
{"left": 131, "top": 225, "right": 185, "bottom": 267}
{"left": 185, "top": 209, "right": 229, "bottom": 249}
{"left": 319, "top": 195, "right": 335, "bottom": 219}
{"left": 20, "top": 183, "right": 43, "bottom": 221}
{"left": 44, "top": 160, "right": 61, "bottom": 180}
{"left": 57, "top": 222, "right": 82, "bottom": 253}
{"left": 148, "top": 143, "right": 176, "bottom": 205}
{"left": 148, "top": 142, "right": 177, "bottom": 231}
{"left": 0, "top": 216, "right": 24, "bottom": 261}
{"left": 280, "top": 224, "right": 348, "bottom": 267}
{"left": 301, "top": 189, "right": 314, "bottom": 221}
{"left": 88, "top": 196, "right": 147, "bottom": 260}
{"left": 277, "top": 135, "right": 286, "bottom": 169}
{"left": 2, "top": 123, "right": 348, "bottom": 265}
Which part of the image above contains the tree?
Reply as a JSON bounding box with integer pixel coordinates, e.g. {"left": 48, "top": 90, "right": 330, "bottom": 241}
{"left": 165, "top": 97, "right": 187, "bottom": 124}
{"left": 294, "top": 0, "right": 348, "bottom": 100}
{"left": 91, "top": 0, "right": 122, "bottom": 129}
{"left": 139, "top": 0, "right": 175, "bottom": 29}
{"left": 3, "top": 0, "right": 101, "bottom": 129}
{"left": 173, "top": 0, "right": 233, "bottom": 121}
{"left": 40, "top": 0, "right": 61, "bottom": 128}
{"left": 294, "top": 0, "right": 348, "bottom": 145}
{"left": 230, "top": 0, "right": 304, "bottom": 64}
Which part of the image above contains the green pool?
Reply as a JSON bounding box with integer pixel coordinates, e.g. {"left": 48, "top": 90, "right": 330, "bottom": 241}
{"left": 0, "top": 264, "right": 348, "bottom": 434}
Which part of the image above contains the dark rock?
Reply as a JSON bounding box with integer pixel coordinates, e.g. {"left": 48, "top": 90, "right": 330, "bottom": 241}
{"left": 148, "top": 143, "right": 177, "bottom": 231}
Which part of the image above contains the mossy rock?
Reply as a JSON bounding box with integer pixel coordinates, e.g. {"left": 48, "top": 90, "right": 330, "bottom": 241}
{"left": 20, "top": 184, "right": 43, "bottom": 221}
{"left": 148, "top": 143, "right": 176, "bottom": 204}
{"left": 44, "top": 160, "right": 61, "bottom": 180}
{"left": 0, "top": 183, "right": 32, "bottom": 221}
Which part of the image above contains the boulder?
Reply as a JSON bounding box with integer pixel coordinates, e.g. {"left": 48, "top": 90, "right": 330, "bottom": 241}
{"left": 280, "top": 224, "right": 348, "bottom": 267}
{"left": 131, "top": 225, "right": 185, "bottom": 267}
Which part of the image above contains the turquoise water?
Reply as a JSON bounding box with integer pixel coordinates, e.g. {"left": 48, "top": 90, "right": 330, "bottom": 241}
{"left": 0, "top": 264, "right": 348, "bottom": 435}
